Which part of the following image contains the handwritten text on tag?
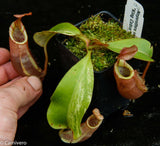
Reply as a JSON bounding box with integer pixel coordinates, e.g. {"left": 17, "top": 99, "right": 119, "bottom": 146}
{"left": 123, "top": 0, "right": 144, "bottom": 38}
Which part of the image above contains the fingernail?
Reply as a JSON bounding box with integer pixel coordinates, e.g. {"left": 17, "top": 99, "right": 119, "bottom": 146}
{"left": 27, "top": 76, "right": 42, "bottom": 91}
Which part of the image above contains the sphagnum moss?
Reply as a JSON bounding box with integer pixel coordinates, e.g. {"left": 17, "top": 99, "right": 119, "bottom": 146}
{"left": 64, "top": 14, "right": 135, "bottom": 72}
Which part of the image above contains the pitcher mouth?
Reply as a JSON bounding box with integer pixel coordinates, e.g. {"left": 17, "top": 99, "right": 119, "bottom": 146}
{"left": 9, "top": 20, "right": 28, "bottom": 44}
{"left": 59, "top": 108, "right": 103, "bottom": 143}
{"left": 114, "top": 59, "right": 134, "bottom": 79}
{"left": 9, "top": 12, "right": 48, "bottom": 78}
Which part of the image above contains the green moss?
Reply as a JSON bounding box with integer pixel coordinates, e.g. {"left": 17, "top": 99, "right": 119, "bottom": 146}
{"left": 64, "top": 14, "right": 135, "bottom": 72}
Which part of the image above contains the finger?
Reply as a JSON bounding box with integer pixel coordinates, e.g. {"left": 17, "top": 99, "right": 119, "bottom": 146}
{"left": 0, "top": 76, "right": 42, "bottom": 112}
{"left": 0, "top": 48, "right": 10, "bottom": 65}
{"left": 17, "top": 94, "right": 40, "bottom": 119}
{"left": 0, "top": 62, "right": 19, "bottom": 85}
{"left": 2, "top": 76, "right": 41, "bottom": 119}
{"left": 0, "top": 76, "right": 42, "bottom": 142}
{"left": 0, "top": 76, "right": 22, "bottom": 88}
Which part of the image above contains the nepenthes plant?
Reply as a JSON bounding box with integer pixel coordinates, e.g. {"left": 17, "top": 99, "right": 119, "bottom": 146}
{"left": 9, "top": 12, "right": 154, "bottom": 143}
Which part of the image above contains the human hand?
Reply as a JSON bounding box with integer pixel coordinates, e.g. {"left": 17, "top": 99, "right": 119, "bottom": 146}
{"left": 0, "top": 48, "right": 43, "bottom": 145}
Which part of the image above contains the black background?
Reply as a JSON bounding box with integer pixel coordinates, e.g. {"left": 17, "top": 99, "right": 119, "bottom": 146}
{"left": 0, "top": 0, "right": 160, "bottom": 146}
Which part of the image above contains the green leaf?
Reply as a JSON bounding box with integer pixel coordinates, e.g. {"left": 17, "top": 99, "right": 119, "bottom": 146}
{"left": 107, "top": 38, "right": 154, "bottom": 62}
{"left": 33, "top": 22, "right": 81, "bottom": 48}
{"left": 49, "top": 22, "right": 81, "bottom": 36}
{"left": 47, "top": 51, "right": 94, "bottom": 139}
{"left": 33, "top": 31, "right": 55, "bottom": 47}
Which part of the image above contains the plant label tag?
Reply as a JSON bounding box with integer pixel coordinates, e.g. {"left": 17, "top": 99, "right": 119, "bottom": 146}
{"left": 123, "top": 0, "right": 144, "bottom": 38}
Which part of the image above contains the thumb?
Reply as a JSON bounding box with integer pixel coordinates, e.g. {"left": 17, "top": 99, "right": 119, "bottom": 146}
{"left": 1, "top": 76, "right": 43, "bottom": 116}
{"left": 0, "top": 76, "right": 42, "bottom": 143}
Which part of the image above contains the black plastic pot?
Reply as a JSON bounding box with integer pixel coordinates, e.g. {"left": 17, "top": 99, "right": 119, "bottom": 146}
{"left": 55, "top": 11, "right": 129, "bottom": 118}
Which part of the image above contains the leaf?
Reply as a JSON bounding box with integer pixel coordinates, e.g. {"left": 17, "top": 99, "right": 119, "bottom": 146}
{"left": 49, "top": 22, "right": 81, "bottom": 36}
{"left": 33, "top": 31, "right": 55, "bottom": 47}
{"left": 107, "top": 38, "right": 154, "bottom": 62}
{"left": 33, "top": 22, "right": 81, "bottom": 47}
{"left": 47, "top": 51, "right": 94, "bottom": 140}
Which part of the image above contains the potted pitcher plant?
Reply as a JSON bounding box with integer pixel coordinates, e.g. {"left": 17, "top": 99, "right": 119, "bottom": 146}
{"left": 8, "top": 11, "right": 153, "bottom": 143}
